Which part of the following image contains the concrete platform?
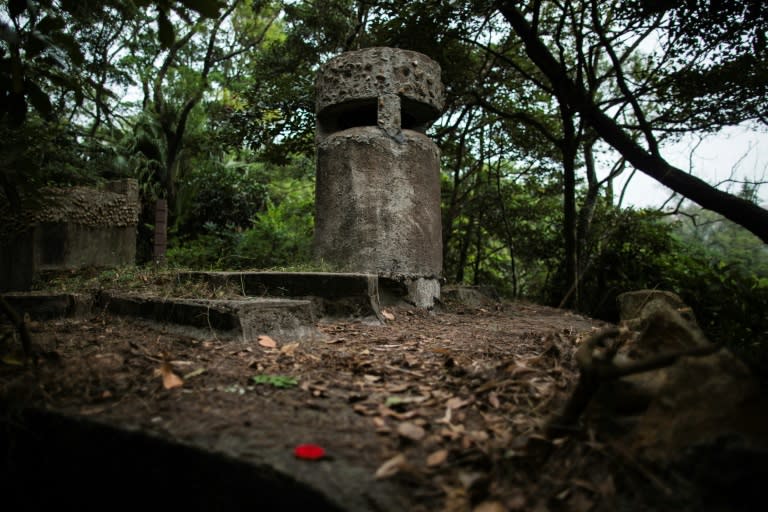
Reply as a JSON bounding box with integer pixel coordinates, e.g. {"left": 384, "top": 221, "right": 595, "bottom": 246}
{"left": 98, "top": 292, "right": 317, "bottom": 342}
{"left": 1, "top": 407, "right": 406, "bottom": 511}
{"left": 2, "top": 272, "right": 393, "bottom": 341}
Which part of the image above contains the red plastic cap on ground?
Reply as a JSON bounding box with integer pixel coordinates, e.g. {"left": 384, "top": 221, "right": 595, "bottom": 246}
{"left": 294, "top": 444, "right": 326, "bottom": 460}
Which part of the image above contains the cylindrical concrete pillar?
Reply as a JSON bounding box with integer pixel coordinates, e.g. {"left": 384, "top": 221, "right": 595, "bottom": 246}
{"left": 313, "top": 47, "right": 445, "bottom": 306}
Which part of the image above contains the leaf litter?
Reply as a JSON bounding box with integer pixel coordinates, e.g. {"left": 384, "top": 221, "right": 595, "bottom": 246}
{"left": 1, "top": 300, "right": 695, "bottom": 511}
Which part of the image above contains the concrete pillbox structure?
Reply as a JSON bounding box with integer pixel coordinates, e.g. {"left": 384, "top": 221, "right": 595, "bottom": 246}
{"left": 0, "top": 179, "right": 139, "bottom": 291}
{"left": 313, "top": 47, "right": 444, "bottom": 307}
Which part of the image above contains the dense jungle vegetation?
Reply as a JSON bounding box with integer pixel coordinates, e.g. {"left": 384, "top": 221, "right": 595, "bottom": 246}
{"left": 1, "top": 0, "right": 767, "bottom": 370}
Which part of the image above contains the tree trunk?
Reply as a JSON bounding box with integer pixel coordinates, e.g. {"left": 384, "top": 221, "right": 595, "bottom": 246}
{"left": 499, "top": 2, "right": 768, "bottom": 244}
{"left": 153, "top": 198, "right": 168, "bottom": 264}
{"left": 561, "top": 105, "right": 579, "bottom": 309}
{"left": 576, "top": 141, "right": 601, "bottom": 277}
{"left": 455, "top": 215, "right": 475, "bottom": 283}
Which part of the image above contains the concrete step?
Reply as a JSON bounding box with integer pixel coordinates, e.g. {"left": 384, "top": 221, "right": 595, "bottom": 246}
{"left": 98, "top": 291, "right": 317, "bottom": 342}
{"left": 178, "top": 271, "right": 384, "bottom": 320}
{"left": 2, "top": 272, "right": 390, "bottom": 341}
{"left": 1, "top": 292, "right": 90, "bottom": 320}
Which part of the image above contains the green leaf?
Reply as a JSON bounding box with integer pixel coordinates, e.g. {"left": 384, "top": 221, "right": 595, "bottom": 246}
{"left": 25, "top": 79, "right": 52, "bottom": 118}
{"left": 157, "top": 9, "right": 175, "bottom": 48}
{"left": 9, "top": 0, "right": 28, "bottom": 18}
{"left": 59, "top": 0, "right": 79, "bottom": 14}
{"left": 0, "top": 21, "right": 20, "bottom": 45}
{"left": 51, "top": 32, "right": 85, "bottom": 66}
{"left": 25, "top": 32, "right": 50, "bottom": 60}
{"left": 35, "top": 15, "right": 66, "bottom": 34}
{"left": 178, "top": 0, "right": 224, "bottom": 18}
{"left": 7, "top": 92, "right": 27, "bottom": 126}
{"left": 251, "top": 374, "right": 298, "bottom": 388}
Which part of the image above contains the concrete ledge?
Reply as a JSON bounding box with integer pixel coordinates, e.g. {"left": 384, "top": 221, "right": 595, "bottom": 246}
{"left": 1, "top": 292, "right": 90, "bottom": 320}
{"left": 179, "top": 272, "right": 383, "bottom": 320}
{"left": 1, "top": 406, "right": 403, "bottom": 511}
{"left": 98, "top": 292, "right": 317, "bottom": 341}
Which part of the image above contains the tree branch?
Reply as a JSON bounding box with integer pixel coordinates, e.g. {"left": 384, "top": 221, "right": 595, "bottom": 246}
{"left": 497, "top": 1, "right": 768, "bottom": 243}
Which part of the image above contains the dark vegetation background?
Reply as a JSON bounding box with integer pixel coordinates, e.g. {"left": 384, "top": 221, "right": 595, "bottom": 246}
{"left": 1, "top": 0, "right": 767, "bottom": 372}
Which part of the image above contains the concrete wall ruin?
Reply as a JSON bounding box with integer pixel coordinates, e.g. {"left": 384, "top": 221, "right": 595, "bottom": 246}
{"left": 313, "top": 47, "right": 445, "bottom": 307}
{"left": 0, "top": 179, "right": 139, "bottom": 291}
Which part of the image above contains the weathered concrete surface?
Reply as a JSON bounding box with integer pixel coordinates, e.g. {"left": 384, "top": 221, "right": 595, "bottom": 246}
{"left": 1, "top": 292, "right": 90, "bottom": 320}
{"left": 313, "top": 48, "right": 444, "bottom": 309}
{"left": 313, "top": 127, "right": 442, "bottom": 278}
{"left": 179, "top": 271, "right": 384, "bottom": 320}
{"left": 379, "top": 276, "right": 442, "bottom": 309}
{"left": 2, "top": 407, "right": 406, "bottom": 511}
{"left": 316, "top": 47, "right": 444, "bottom": 139}
{"left": 0, "top": 179, "right": 139, "bottom": 291}
{"left": 98, "top": 292, "right": 316, "bottom": 341}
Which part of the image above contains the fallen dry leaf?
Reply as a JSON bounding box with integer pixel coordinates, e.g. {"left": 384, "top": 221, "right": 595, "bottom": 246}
{"left": 381, "top": 309, "right": 395, "bottom": 321}
{"left": 458, "top": 471, "right": 486, "bottom": 490}
{"left": 466, "top": 430, "right": 490, "bottom": 444}
{"left": 258, "top": 335, "right": 277, "bottom": 348}
{"left": 488, "top": 391, "right": 500, "bottom": 408}
{"left": 597, "top": 475, "right": 616, "bottom": 497}
{"left": 372, "top": 417, "right": 391, "bottom": 433}
{"left": 568, "top": 491, "right": 595, "bottom": 512}
{"left": 374, "top": 453, "right": 407, "bottom": 479}
{"left": 157, "top": 362, "right": 184, "bottom": 389}
{"left": 426, "top": 449, "right": 448, "bottom": 467}
{"left": 385, "top": 394, "right": 430, "bottom": 407}
{"left": 472, "top": 501, "right": 505, "bottom": 512}
{"left": 353, "top": 403, "right": 375, "bottom": 416}
{"left": 387, "top": 382, "right": 411, "bottom": 393}
{"left": 183, "top": 368, "right": 206, "bottom": 379}
{"left": 379, "top": 404, "right": 421, "bottom": 421}
{"left": 397, "top": 421, "right": 426, "bottom": 441}
{"left": 446, "top": 396, "right": 473, "bottom": 410}
{"left": 437, "top": 407, "right": 453, "bottom": 425}
{"left": 1, "top": 350, "right": 26, "bottom": 366}
{"left": 280, "top": 342, "right": 300, "bottom": 356}
{"left": 403, "top": 354, "right": 421, "bottom": 367}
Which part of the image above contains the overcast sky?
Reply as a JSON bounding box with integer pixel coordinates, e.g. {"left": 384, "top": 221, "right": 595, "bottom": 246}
{"left": 613, "top": 126, "right": 768, "bottom": 209}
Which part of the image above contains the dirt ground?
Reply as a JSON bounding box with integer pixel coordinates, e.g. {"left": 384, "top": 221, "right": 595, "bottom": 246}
{"left": 0, "top": 291, "right": 754, "bottom": 511}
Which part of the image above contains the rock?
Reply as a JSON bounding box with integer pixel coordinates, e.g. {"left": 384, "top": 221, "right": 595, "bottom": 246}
{"left": 594, "top": 290, "right": 768, "bottom": 505}
{"left": 441, "top": 285, "right": 500, "bottom": 307}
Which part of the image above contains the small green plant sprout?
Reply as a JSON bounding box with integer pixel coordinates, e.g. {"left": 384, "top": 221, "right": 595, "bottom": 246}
{"left": 251, "top": 374, "right": 299, "bottom": 388}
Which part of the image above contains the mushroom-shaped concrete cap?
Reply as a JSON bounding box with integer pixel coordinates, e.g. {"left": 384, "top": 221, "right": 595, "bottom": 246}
{"left": 316, "top": 47, "right": 445, "bottom": 131}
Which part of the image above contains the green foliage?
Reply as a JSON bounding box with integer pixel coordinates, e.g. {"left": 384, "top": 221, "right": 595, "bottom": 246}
{"left": 568, "top": 206, "right": 768, "bottom": 373}
{"left": 0, "top": 0, "right": 225, "bottom": 127}
{"left": 0, "top": 116, "right": 94, "bottom": 186}
{"left": 232, "top": 176, "right": 314, "bottom": 269}
{"left": 671, "top": 204, "right": 768, "bottom": 278}
{"left": 174, "top": 155, "right": 270, "bottom": 236}
{"left": 673, "top": 256, "right": 768, "bottom": 368}
{"left": 166, "top": 157, "right": 315, "bottom": 270}
{"left": 573, "top": 208, "right": 682, "bottom": 319}
{"left": 165, "top": 228, "right": 241, "bottom": 269}
{"left": 442, "top": 160, "right": 562, "bottom": 298}
{"left": 622, "top": 0, "right": 767, "bottom": 130}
